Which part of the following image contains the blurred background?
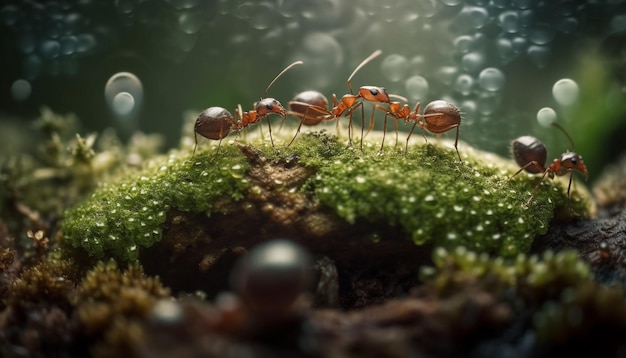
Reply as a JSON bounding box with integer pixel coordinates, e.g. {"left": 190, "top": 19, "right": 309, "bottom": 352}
{"left": 0, "top": 0, "right": 625, "bottom": 181}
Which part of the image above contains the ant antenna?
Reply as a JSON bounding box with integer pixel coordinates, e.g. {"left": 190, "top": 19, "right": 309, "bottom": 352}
{"left": 388, "top": 93, "right": 408, "bottom": 102}
{"left": 551, "top": 122, "right": 576, "bottom": 150}
{"left": 263, "top": 60, "right": 304, "bottom": 97}
{"left": 347, "top": 49, "right": 383, "bottom": 94}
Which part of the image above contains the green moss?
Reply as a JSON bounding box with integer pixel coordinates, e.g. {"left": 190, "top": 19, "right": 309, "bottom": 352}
{"left": 286, "top": 133, "right": 590, "bottom": 257}
{"left": 62, "top": 143, "right": 250, "bottom": 261}
{"left": 61, "top": 130, "right": 591, "bottom": 261}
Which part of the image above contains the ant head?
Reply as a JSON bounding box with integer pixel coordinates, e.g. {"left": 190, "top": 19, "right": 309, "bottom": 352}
{"left": 358, "top": 86, "right": 390, "bottom": 103}
{"left": 559, "top": 152, "right": 588, "bottom": 180}
{"left": 255, "top": 98, "right": 286, "bottom": 119}
{"left": 512, "top": 136, "right": 548, "bottom": 173}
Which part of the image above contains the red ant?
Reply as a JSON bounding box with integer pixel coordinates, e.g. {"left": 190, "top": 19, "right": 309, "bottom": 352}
{"left": 369, "top": 99, "right": 462, "bottom": 161}
{"left": 506, "top": 122, "right": 588, "bottom": 206}
{"left": 287, "top": 50, "right": 392, "bottom": 149}
{"left": 193, "top": 61, "right": 303, "bottom": 156}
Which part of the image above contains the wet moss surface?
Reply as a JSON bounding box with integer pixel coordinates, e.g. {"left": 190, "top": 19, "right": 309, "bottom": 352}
{"left": 61, "top": 131, "right": 590, "bottom": 263}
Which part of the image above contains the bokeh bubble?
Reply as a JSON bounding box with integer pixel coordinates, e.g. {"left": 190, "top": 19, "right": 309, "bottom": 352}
{"left": 39, "top": 40, "right": 60, "bottom": 59}
{"left": 461, "top": 51, "right": 486, "bottom": 73}
{"left": 453, "top": 35, "right": 474, "bottom": 54}
{"left": 478, "top": 68, "right": 505, "bottom": 91}
{"left": 527, "top": 45, "right": 551, "bottom": 68}
{"left": 381, "top": 54, "right": 408, "bottom": 82}
{"left": 537, "top": 107, "right": 557, "bottom": 127}
{"left": 250, "top": 2, "right": 275, "bottom": 30}
{"left": 112, "top": 92, "right": 135, "bottom": 116}
{"left": 529, "top": 24, "right": 556, "bottom": 45}
{"left": 405, "top": 75, "right": 429, "bottom": 101}
{"left": 552, "top": 78, "right": 579, "bottom": 106}
{"left": 498, "top": 11, "right": 520, "bottom": 33}
{"left": 610, "top": 14, "right": 626, "bottom": 32}
{"left": 290, "top": 32, "right": 343, "bottom": 89}
{"left": 60, "top": 36, "right": 77, "bottom": 55}
{"left": 11, "top": 79, "right": 32, "bottom": 102}
{"left": 177, "top": 10, "right": 204, "bottom": 34}
{"left": 454, "top": 74, "right": 474, "bottom": 96}
{"left": 105, "top": 72, "right": 143, "bottom": 120}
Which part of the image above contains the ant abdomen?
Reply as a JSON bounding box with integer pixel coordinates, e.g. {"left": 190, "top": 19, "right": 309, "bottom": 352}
{"left": 288, "top": 91, "right": 329, "bottom": 126}
{"left": 422, "top": 100, "right": 462, "bottom": 134}
{"left": 511, "top": 136, "right": 547, "bottom": 174}
{"left": 195, "top": 107, "right": 235, "bottom": 141}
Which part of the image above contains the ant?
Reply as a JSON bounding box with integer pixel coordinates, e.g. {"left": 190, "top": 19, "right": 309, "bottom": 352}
{"left": 193, "top": 61, "right": 303, "bottom": 156}
{"left": 369, "top": 99, "right": 462, "bottom": 160}
{"left": 506, "top": 122, "right": 588, "bottom": 206}
{"left": 287, "top": 50, "right": 392, "bottom": 149}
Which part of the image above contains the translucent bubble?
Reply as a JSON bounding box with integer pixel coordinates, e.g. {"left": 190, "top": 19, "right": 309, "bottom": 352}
{"left": 511, "top": 36, "right": 528, "bottom": 53}
{"left": 415, "top": 0, "right": 442, "bottom": 17}
{"left": 76, "top": 33, "right": 96, "bottom": 53}
{"left": 498, "top": 11, "right": 519, "bottom": 33}
{"left": 23, "top": 54, "right": 43, "bottom": 80}
{"left": 558, "top": 17, "right": 578, "bottom": 34}
{"left": 0, "top": 5, "right": 20, "bottom": 27}
{"left": 17, "top": 34, "right": 36, "bottom": 54}
{"left": 290, "top": 32, "right": 343, "bottom": 88}
{"left": 381, "top": 54, "right": 408, "bottom": 82}
{"left": 63, "top": 13, "right": 82, "bottom": 33}
{"left": 453, "top": 6, "right": 489, "bottom": 32}
{"left": 478, "top": 68, "right": 505, "bottom": 91}
{"left": 512, "top": 0, "right": 531, "bottom": 9}
{"left": 440, "top": 0, "right": 463, "bottom": 5}
{"left": 461, "top": 51, "right": 485, "bottom": 73}
{"left": 529, "top": 24, "right": 556, "bottom": 45}
{"left": 435, "top": 66, "right": 459, "bottom": 85}
{"left": 610, "top": 14, "right": 626, "bottom": 32}
{"left": 115, "top": 0, "right": 134, "bottom": 14}
{"left": 477, "top": 93, "right": 500, "bottom": 115}
{"left": 112, "top": 92, "right": 135, "bottom": 116}
{"left": 104, "top": 72, "right": 143, "bottom": 119}
{"left": 250, "top": 2, "right": 275, "bottom": 30}
{"left": 60, "top": 36, "right": 77, "bottom": 55}
{"left": 527, "top": 45, "right": 551, "bottom": 68}
{"left": 496, "top": 37, "right": 514, "bottom": 62}
{"left": 166, "top": 0, "right": 200, "bottom": 9}
{"left": 454, "top": 74, "right": 474, "bottom": 96}
{"left": 405, "top": 75, "right": 429, "bottom": 100}
{"left": 453, "top": 35, "right": 474, "bottom": 54}
{"left": 552, "top": 78, "right": 579, "bottom": 106}
{"left": 537, "top": 107, "right": 557, "bottom": 127}
{"left": 11, "top": 79, "right": 31, "bottom": 101}
{"left": 177, "top": 10, "right": 203, "bottom": 34}
{"left": 175, "top": 31, "right": 198, "bottom": 52}
{"left": 39, "top": 40, "right": 60, "bottom": 59}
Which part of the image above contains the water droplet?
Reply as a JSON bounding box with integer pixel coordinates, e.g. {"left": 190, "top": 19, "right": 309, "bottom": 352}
{"left": 559, "top": 17, "right": 578, "bottom": 34}
{"left": 39, "top": 40, "right": 60, "bottom": 59}
{"left": 492, "top": 233, "right": 501, "bottom": 240}
{"left": 405, "top": 75, "right": 429, "bottom": 101}
{"left": 355, "top": 176, "right": 366, "bottom": 184}
{"left": 440, "top": 0, "right": 463, "bottom": 5}
{"left": 453, "top": 35, "right": 474, "bottom": 54}
{"left": 424, "top": 194, "right": 435, "bottom": 202}
{"left": 291, "top": 32, "right": 343, "bottom": 89}
{"left": 518, "top": 217, "right": 525, "bottom": 224}
{"left": 10, "top": 79, "right": 31, "bottom": 101}
{"left": 250, "top": 2, "right": 275, "bottom": 30}
{"left": 177, "top": 10, "right": 204, "bottom": 34}
{"left": 447, "top": 232, "right": 457, "bottom": 240}
{"left": 59, "top": 36, "right": 77, "bottom": 55}
{"left": 452, "top": 6, "right": 489, "bottom": 32}
{"left": 610, "top": 14, "right": 626, "bottom": 33}
{"left": 435, "top": 66, "right": 459, "bottom": 85}
{"left": 17, "top": 34, "right": 36, "bottom": 54}
{"left": 499, "top": 11, "right": 519, "bottom": 33}
{"left": 461, "top": 51, "right": 486, "bottom": 73}
{"left": 381, "top": 54, "right": 408, "bottom": 82}
{"left": 478, "top": 68, "right": 505, "bottom": 91}
{"left": 76, "top": 33, "right": 96, "bottom": 53}
{"left": 527, "top": 45, "right": 551, "bottom": 68}
{"left": 536, "top": 107, "right": 557, "bottom": 127}
{"left": 529, "top": 24, "right": 556, "bottom": 45}
{"left": 453, "top": 205, "right": 463, "bottom": 212}
{"left": 454, "top": 74, "right": 475, "bottom": 96}
{"left": 105, "top": 72, "right": 144, "bottom": 120}
{"left": 552, "top": 78, "right": 579, "bottom": 106}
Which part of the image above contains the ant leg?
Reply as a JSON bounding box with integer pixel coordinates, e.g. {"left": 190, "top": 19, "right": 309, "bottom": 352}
{"left": 405, "top": 121, "right": 418, "bottom": 153}
{"left": 360, "top": 104, "right": 366, "bottom": 151}
{"left": 380, "top": 113, "right": 389, "bottom": 153}
{"left": 453, "top": 125, "right": 461, "bottom": 162}
{"left": 267, "top": 117, "right": 275, "bottom": 148}
{"left": 567, "top": 171, "right": 573, "bottom": 197}
{"left": 525, "top": 169, "right": 550, "bottom": 206}
{"left": 504, "top": 161, "right": 545, "bottom": 184}
{"left": 215, "top": 138, "right": 223, "bottom": 156}
{"left": 393, "top": 118, "right": 399, "bottom": 148}
{"left": 364, "top": 104, "right": 377, "bottom": 139}
{"left": 192, "top": 131, "right": 198, "bottom": 157}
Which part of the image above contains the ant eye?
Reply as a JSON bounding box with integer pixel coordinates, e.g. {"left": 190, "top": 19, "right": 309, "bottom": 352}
{"left": 571, "top": 158, "right": 577, "bottom": 165}
{"left": 369, "top": 88, "right": 379, "bottom": 96}
{"left": 266, "top": 103, "right": 273, "bottom": 110}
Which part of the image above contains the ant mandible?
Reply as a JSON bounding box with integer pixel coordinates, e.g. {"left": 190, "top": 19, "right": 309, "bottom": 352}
{"left": 506, "top": 122, "right": 588, "bottom": 206}
{"left": 193, "top": 61, "right": 303, "bottom": 156}
{"left": 287, "top": 50, "right": 390, "bottom": 149}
